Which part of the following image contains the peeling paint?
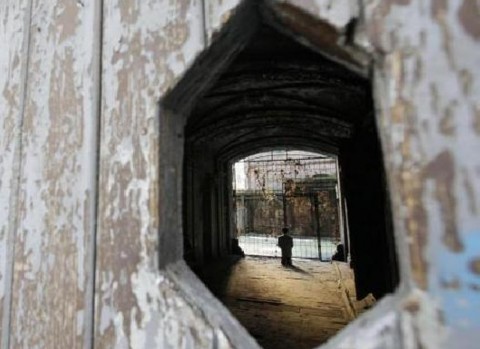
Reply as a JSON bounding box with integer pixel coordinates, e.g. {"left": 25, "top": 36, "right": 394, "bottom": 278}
{"left": 473, "top": 104, "right": 480, "bottom": 135}
{"left": 458, "top": 0, "right": 480, "bottom": 40}
{"left": 469, "top": 257, "right": 480, "bottom": 275}
{"left": 1, "top": 0, "right": 479, "bottom": 348}
{"left": 462, "top": 169, "right": 478, "bottom": 215}
{"left": 431, "top": 0, "right": 448, "bottom": 19}
{"left": 57, "top": 1, "right": 80, "bottom": 43}
{"left": 95, "top": 0, "right": 211, "bottom": 347}
{"left": 439, "top": 102, "right": 456, "bottom": 136}
{"left": 424, "top": 151, "right": 462, "bottom": 252}
{"left": 432, "top": 233, "right": 480, "bottom": 335}
{"left": 6, "top": 1, "right": 99, "bottom": 347}
{"left": 0, "top": 1, "right": 31, "bottom": 347}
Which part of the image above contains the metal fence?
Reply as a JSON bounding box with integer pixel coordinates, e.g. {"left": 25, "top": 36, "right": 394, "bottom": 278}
{"left": 238, "top": 235, "right": 337, "bottom": 260}
{"left": 233, "top": 151, "right": 341, "bottom": 261}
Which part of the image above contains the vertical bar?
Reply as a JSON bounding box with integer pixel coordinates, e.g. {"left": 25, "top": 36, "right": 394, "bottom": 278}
{"left": 282, "top": 181, "right": 287, "bottom": 227}
{"left": 314, "top": 193, "right": 322, "bottom": 261}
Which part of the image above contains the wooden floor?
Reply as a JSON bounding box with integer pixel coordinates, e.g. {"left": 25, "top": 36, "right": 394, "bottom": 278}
{"left": 198, "top": 256, "right": 375, "bottom": 349}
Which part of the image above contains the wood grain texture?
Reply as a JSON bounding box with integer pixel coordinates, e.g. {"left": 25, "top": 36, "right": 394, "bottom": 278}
{"left": 0, "top": 1, "right": 31, "bottom": 346}
{"left": 8, "top": 0, "right": 100, "bottom": 347}
{"left": 362, "top": 0, "right": 480, "bottom": 344}
{"left": 0, "top": 0, "right": 475, "bottom": 347}
{"left": 363, "top": 0, "right": 480, "bottom": 287}
{"left": 94, "top": 0, "right": 231, "bottom": 347}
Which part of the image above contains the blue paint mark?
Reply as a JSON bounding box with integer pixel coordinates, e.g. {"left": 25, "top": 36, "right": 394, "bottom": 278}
{"left": 432, "top": 232, "right": 480, "bottom": 329}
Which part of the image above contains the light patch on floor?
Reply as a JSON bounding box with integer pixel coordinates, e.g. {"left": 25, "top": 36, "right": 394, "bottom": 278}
{"left": 198, "top": 256, "right": 375, "bottom": 349}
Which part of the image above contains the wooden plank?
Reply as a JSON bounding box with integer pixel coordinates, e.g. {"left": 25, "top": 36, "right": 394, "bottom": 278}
{"left": 0, "top": 1, "right": 31, "bottom": 347}
{"left": 362, "top": 1, "right": 480, "bottom": 345}
{"left": 94, "top": 0, "right": 221, "bottom": 347}
{"left": 8, "top": 0, "right": 101, "bottom": 347}
{"left": 363, "top": 0, "right": 480, "bottom": 287}
{"left": 96, "top": 0, "right": 260, "bottom": 346}
{"left": 0, "top": 1, "right": 31, "bottom": 346}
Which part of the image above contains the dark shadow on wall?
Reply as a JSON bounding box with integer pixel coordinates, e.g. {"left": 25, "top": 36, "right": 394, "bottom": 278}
{"left": 339, "top": 115, "right": 399, "bottom": 299}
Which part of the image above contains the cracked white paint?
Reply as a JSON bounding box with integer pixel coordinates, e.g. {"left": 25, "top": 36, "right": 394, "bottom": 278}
{"left": 95, "top": 1, "right": 231, "bottom": 347}
{"left": 1, "top": 0, "right": 479, "bottom": 348}
{"left": 0, "top": 1, "right": 30, "bottom": 346}
{"left": 361, "top": 0, "right": 480, "bottom": 347}
{"left": 3, "top": 0, "right": 100, "bottom": 347}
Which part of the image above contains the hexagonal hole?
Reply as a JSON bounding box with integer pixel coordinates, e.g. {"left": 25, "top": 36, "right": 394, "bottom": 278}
{"left": 160, "top": 4, "right": 399, "bottom": 349}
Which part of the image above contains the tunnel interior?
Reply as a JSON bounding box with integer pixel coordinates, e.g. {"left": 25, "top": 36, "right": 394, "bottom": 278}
{"left": 164, "top": 13, "right": 399, "bottom": 348}
{"left": 182, "top": 22, "right": 398, "bottom": 296}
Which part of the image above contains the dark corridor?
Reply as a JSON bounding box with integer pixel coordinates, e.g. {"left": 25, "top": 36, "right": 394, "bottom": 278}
{"left": 182, "top": 21, "right": 398, "bottom": 296}
{"left": 164, "top": 8, "right": 400, "bottom": 347}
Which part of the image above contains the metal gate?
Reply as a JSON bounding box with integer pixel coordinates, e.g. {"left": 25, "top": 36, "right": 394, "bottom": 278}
{"left": 233, "top": 151, "right": 341, "bottom": 261}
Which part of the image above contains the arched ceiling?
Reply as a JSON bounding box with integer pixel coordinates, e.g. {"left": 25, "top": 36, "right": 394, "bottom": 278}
{"left": 186, "top": 23, "right": 372, "bottom": 162}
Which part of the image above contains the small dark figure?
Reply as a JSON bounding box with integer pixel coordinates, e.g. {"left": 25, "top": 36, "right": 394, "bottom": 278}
{"left": 331, "top": 243, "right": 345, "bottom": 262}
{"left": 231, "top": 238, "right": 245, "bottom": 257}
{"left": 277, "top": 227, "right": 293, "bottom": 266}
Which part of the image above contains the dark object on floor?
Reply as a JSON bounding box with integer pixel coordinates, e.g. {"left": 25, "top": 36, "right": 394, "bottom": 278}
{"left": 332, "top": 244, "right": 345, "bottom": 262}
{"left": 232, "top": 238, "right": 245, "bottom": 257}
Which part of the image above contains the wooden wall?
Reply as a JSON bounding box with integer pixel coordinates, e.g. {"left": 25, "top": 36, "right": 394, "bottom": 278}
{"left": 1, "top": 1, "right": 100, "bottom": 347}
{"left": 0, "top": 0, "right": 479, "bottom": 348}
{"left": 1, "top": 1, "right": 31, "bottom": 347}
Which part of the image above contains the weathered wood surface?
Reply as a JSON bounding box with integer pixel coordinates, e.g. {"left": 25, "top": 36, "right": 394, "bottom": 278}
{"left": 95, "top": 0, "right": 262, "bottom": 346}
{"left": 7, "top": 1, "right": 100, "bottom": 347}
{"left": 362, "top": 0, "right": 480, "bottom": 346}
{"left": 0, "top": 0, "right": 477, "bottom": 348}
{"left": 94, "top": 1, "right": 229, "bottom": 347}
{"left": 0, "top": 1, "right": 31, "bottom": 347}
{"left": 364, "top": 0, "right": 480, "bottom": 285}
{"left": 320, "top": 289, "right": 445, "bottom": 349}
